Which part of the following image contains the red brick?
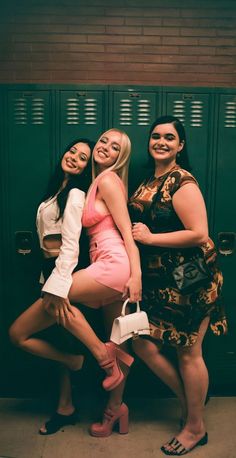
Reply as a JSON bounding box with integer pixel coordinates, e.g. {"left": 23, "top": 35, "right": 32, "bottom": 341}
{"left": 13, "top": 34, "right": 88, "bottom": 44}
{"left": 125, "top": 17, "right": 162, "bottom": 26}
{"left": 143, "top": 27, "right": 180, "bottom": 36}
{"left": 124, "top": 53, "right": 162, "bottom": 63}
{"left": 69, "top": 44, "right": 105, "bottom": 53}
{"left": 105, "top": 44, "right": 143, "bottom": 53}
{"left": 180, "top": 28, "right": 216, "bottom": 37}
{"left": 216, "top": 46, "right": 236, "bottom": 55}
{"left": 216, "top": 28, "right": 236, "bottom": 37}
{"left": 178, "top": 46, "right": 216, "bottom": 55}
{"left": 163, "top": 37, "right": 199, "bottom": 46}
{"left": 88, "top": 35, "right": 124, "bottom": 44}
{"left": 106, "top": 26, "right": 142, "bottom": 35}
{"left": 198, "top": 37, "right": 235, "bottom": 46}
{"left": 124, "top": 36, "right": 161, "bottom": 45}
{"left": 143, "top": 45, "right": 179, "bottom": 54}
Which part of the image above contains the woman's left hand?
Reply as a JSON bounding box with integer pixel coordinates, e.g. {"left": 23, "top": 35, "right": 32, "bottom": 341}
{"left": 132, "top": 223, "right": 153, "bottom": 245}
{"left": 42, "top": 293, "right": 76, "bottom": 326}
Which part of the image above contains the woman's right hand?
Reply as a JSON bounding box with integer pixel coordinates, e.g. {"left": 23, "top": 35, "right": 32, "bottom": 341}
{"left": 124, "top": 274, "right": 142, "bottom": 303}
{"left": 42, "top": 293, "right": 76, "bottom": 326}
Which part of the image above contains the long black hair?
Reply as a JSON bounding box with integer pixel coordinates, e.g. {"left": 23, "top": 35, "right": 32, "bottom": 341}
{"left": 146, "top": 115, "right": 192, "bottom": 173}
{"left": 41, "top": 138, "right": 95, "bottom": 220}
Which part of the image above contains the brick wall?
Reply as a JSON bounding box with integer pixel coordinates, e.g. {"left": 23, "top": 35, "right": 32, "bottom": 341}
{"left": 1, "top": 0, "right": 236, "bottom": 86}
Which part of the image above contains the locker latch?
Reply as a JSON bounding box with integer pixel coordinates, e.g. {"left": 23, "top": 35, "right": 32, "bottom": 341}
{"left": 218, "top": 232, "right": 235, "bottom": 256}
{"left": 15, "top": 231, "right": 33, "bottom": 255}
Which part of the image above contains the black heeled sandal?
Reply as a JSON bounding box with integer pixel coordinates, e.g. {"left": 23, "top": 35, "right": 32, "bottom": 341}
{"left": 161, "top": 432, "right": 208, "bottom": 456}
{"left": 39, "top": 410, "right": 78, "bottom": 435}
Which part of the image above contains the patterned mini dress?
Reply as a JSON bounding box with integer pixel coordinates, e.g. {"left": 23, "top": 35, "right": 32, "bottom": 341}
{"left": 128, "top": 165, "right": 227, "bottom": 347}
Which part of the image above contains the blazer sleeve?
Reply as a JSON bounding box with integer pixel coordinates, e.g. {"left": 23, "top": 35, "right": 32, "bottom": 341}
{"left": 42, "top": 188, "right": 85, "bottom": 298}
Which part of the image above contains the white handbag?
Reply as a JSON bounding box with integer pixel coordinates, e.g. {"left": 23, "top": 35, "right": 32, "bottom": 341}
{"left": 110, "top": 298, "right": 150, "bottom": 345}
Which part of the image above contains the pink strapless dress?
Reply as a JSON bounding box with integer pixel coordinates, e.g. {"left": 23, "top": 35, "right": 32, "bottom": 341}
{"left": 82, "top": 171, "right": 130, "bottom": 306}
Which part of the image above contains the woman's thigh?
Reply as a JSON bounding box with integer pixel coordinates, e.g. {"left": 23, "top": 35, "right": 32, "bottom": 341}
{"left": 9, "top": 298, "right": 56, "bottom": 341}
{"left": 69, "top": 269, "right": 122, "bottom": 308}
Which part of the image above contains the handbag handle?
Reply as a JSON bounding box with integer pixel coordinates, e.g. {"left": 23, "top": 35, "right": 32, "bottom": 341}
{"left": 121, "top": 298, "right": 141, "bottom": 316}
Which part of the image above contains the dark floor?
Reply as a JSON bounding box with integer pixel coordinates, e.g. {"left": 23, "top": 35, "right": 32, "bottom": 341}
{"left": 0, "top": 396, "right": 235, "bottom": 458}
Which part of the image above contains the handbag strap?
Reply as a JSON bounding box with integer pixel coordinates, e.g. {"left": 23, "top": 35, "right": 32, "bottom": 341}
{"left": 121, "top": 298, "right": 140, "bottom": 316}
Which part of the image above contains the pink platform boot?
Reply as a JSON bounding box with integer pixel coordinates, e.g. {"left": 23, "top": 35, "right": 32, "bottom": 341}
{"left": 90, "top": 402, "right": 129, "bottom": 437}
{"left": 100, "top": 342, "right": 134, "bottom": 391}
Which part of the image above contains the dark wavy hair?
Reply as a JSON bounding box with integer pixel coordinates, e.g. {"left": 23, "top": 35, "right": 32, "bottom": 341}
{"left": 146, "top": 115, "right": 192, "bottom": 173}
{"left": 41, "top": 138, "right": 95, "bottom": 220}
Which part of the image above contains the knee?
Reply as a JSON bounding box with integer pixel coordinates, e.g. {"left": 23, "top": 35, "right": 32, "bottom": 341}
{"left": 178, "top": 350, "right": 202, "bottom": 369}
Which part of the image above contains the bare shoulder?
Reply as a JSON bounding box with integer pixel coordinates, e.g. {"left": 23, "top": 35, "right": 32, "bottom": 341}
{"left": 98, "top": 171, "right": 122, "bottom": 191}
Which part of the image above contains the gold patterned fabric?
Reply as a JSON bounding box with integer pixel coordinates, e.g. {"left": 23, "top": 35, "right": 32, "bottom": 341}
{"left": 128, "top": 166, "right": 227, "bottom": 347}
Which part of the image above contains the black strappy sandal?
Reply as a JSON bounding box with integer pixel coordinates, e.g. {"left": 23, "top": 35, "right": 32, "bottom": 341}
{"left": 160, "top": 432, "right": 208, "bottom": 456}
{"left": 39, "top": 410, "right": 78, "bottom": 435}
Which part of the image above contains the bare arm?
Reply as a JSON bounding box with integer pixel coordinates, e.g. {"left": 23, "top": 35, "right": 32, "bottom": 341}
{"left": 98, "top": 174, "right": 142, "bottom": 302}
{"left": 132, "top": 183, "right": 209, "bottom": 248}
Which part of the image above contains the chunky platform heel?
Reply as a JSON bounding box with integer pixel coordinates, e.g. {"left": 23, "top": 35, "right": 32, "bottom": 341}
{"left": 90, "top": 402, "right": 129, "bottom": 437}
{"left": 100, "top": 342, "right": 134, "bottom": 391}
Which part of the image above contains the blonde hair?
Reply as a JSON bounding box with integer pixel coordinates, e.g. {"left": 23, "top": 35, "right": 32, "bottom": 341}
{"left": 92, "top": 128, "right": 131, "bottom": 190}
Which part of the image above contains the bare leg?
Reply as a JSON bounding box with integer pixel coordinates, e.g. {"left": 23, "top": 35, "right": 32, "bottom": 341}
{"left": 89, "top": 300, "right": 131, "bottom": 437}
{"left": 102, "top": 301, "right": 130, "bottom": 411}
{"left": 39, "top": 363, "right": 84, "bottom": 434}
{"left": 9, "top": 299, "right": 86, "bottom": 370}
{"left": 163, "top": 316, "right": 209, "bottom": 452}
{"left": 132, "top": 338, "right": 187, "bottom": 420}
{"left": 10, "top": 271, "right": 123, "bottom": 367}
{"left": 10, "top": 272, "right": 131, "bottom": 393}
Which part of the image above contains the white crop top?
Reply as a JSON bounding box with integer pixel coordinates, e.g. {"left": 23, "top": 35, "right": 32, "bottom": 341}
{"left": 36, "top": 188, "right": 85, "bottom": 298}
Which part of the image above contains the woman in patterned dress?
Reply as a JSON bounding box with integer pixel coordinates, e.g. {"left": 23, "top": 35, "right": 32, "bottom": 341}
{"left": 129, "top": 115, "right": 227, "bottom": 456}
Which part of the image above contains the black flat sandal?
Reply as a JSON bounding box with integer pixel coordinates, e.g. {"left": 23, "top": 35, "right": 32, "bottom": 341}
{"left": 39, "top": 410, "right": 78, "bottom": 435}
{"left": 160, "top": 432, "right": 208, "bottom": 456}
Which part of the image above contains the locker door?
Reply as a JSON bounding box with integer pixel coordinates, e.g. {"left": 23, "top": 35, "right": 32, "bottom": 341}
{"left": 58, "top": 89, "right": 107, "bottom": 157}
{"left": 206, "top": 93, "right": 236, "bottom": 392}
{"left": 111, "top": 89, "right": 159, "bottom": 193}
{"left": 164, "top": 91, "right": 212, "bottom": 202}
{"left": 1, "top": 88, "right": 53, "bottom": 395}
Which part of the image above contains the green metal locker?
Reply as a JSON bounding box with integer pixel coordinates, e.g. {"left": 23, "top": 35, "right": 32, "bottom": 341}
{"left": 163, "top": 89, "right": 213, "bottom": 202}
{"left": 58, "top": 87, "right": 108, "bottom": 156}
{"left": 110, "top": 87, "right": 159, "bottom": 193}
{"left": 206, "top": 92, "right": 236, "bottom": 393}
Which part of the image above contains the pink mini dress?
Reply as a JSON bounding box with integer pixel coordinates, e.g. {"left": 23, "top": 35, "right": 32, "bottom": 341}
{"left": 82, "top": 171, "right": 131, "bottom": 305}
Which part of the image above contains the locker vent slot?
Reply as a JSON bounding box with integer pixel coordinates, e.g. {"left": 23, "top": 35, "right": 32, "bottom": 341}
{"left": 224, "top": 101, "right": 236, "bottom": 128}
{"left": 137, "top": 99, "right": 151, "bottom": 125}
{"left": 13, "top": 98, "right": 27, "bottom": 125}
{"left": 31, "top": 98, "right": 45, "bottom": 125}
{"left": 190, "top": 101, "right": 203, "bottom": 127}
{"left": 172, "top": 100, "right": 185, "bottom": 124}
{"left": 66, "top": 98, "right": 98, "bottom": 125}
{"left": 66, "top": 98, "right": 80, "bottom": 125}
{"left": 119, "top": 99, "right": 133, "bottom": 125}
{"left": 119, "top": 98, "right": 151, "bottom": 126}
{"left": 84, "top": 98, "right": 97, "bottom": 125}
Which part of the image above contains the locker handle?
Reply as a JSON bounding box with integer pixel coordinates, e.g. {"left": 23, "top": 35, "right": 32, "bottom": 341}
{"left": 15, "top": 231, "right": 33, "bottom": 255}
{"left": 217, "top": 232, "right": 235, "bottom": 256}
